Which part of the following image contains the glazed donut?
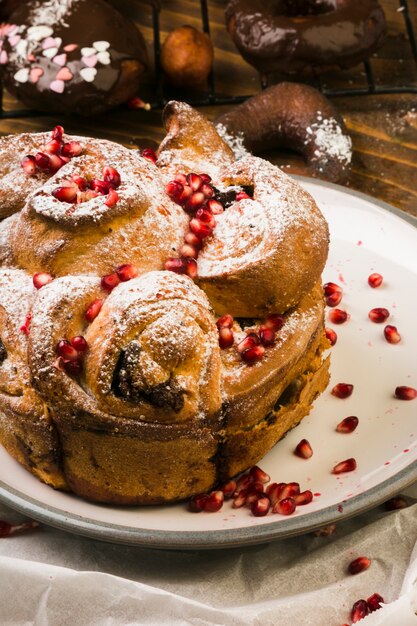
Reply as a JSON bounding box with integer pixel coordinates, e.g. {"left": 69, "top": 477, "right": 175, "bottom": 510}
{"left": 225, "top": 0, "right": 386, "bottom": 75}
{"left": 0, "top": 0, "right": 148, "bottom": 115}
{"left": 0, "top": 104, "right": 331, "bottom": 504}
{"left": 215, "top": 83, "right": 352, "bottom": 182}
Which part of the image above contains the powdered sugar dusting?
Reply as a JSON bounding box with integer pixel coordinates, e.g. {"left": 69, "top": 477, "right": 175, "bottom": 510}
{"left": 306, "top": 112, "right": 352, "bottom": 169}
{"left": 215, "top": 123, "right": 249, "bottom": 160}
{"left": 30, "top": 0, "right": 75, "bottom": 27}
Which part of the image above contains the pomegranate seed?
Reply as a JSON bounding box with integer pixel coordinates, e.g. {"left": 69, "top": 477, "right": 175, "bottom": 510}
{"left": 328, "top": 308, "right": 348, "bottom": 324}
{"left": 186, "top": 173, "right": 203, "bottom": 191}
{"left": 234, "top": 473, "right": 251, "bottom": 495}
{"left": 294, "top": 439, "right": 313, "bottom": 459}
{"left": 178, "top": 185, "right": 193, "bottom": 204}
{"left": 368, "top": 307, "right": 389, "bottom": 323}
{"left": 200, "top": 173, "right": 211, "bottom": 183}
{"left": 259, "top": 327, "right": 275, "bottom": 346}
{"left": 331, "top": 383, "right": 354, "bottom": 399}
{"left": 200, "top": 183, "right": 214, "bottom": 198}
{"left": 218, "top": 327, "right": 234, "bottom": 349}
{"left": 0, "top": 520, "right": 39, "bottom": 537}
{"left": 233, "top": 491, "right": 247, "bottom": 508}
{"left": 21, "top": 155, "right": 37, "bottom": 175}
{"left": 71, "top": 175, "right": 88, "bottom": 190}
{"left": 351, "top": 599, "right": 369, "bottom": 623}
{"left": 70, "top": 336, "right": 88, "bottom": 352}
{"left": 294, "top": 490, "right": 313, "bottom": 505}
{"left": 336, "top": 416, "right": 359, "bottom": 433}
{"left": 186, "top": 192, "right": 206, "bottom": 212}
{"left": 63, "top": 359, "right": 82, "bottom": 376}
{"left": 184, "top": 232, "right": 202, "bottom": 249}
{"left": 242, "top": 345, "right": 265, "bottom": 364}
{"left": 52, "top": 186, "right": 77, "bottom": 203}
{"left": 165, "top": 257, "right": 187, "bottom": 274}
{"left": 180, "top": 243, "right": 198, "bottom": 258}
{"left": 236, "top": 332, "right": 260, "bottom": 353}
{"left": 384, "top": 324, "right": 401, "bottom": 344}
{"left": 249, "top": 465, "right": 270, "bottom": 484}
{"left": 51, "top": 125, "right": 64, "bottom": 141}
{"left": 166, "top": 180, "right": 183, "bottom": 201}
{"left": 332, "top": 458, "right": 357, "bottom": 474}
{"left": 367, "top": 593, "right": 384, "bottom": 612}
{"left": 44, "top": 139, "right": 61, "bottom": 154}
{"left": 116, "top": 264, "right": 138, "bottom": 282}
{"left": 368, "top": 273, "right": 383, "bottom": 288}
{"left": 264, "top": 314, "right": 285, "bottom": 331}
{"left": 272, "top": 497, "right": 296, "bottom": 515}
{"left": 85, "top": 299, "right": 103, "bottom": 322}
{"left": 174, "top": 173, "right": 187, "bottom": 184}
{"left": 33, "top": 272, "right": 53, "bottom": 289}
{"left": 91, "top": 179, "right": 111, "bottom": 194}
{"left": 323, "top": 282, "right": 343, "bottom": 308}
{"left": 185, "top": 258, "right": 198, "bottom": 279}
{"left": 204, "top": 490, "right": 224, "bottom": 512}
{"left": 188, "top": 493, "right": 208, "bottom": 512}
{"left": 395, "top": 386, "right": 417, "bottom": 400}
{"left": 105, "top": 188, "right": 119, "bottom": 207}
{"left": 385, "top": 496, "right": 408, "bottom": 510}
{"left": 280, "top": 482, "right": 300, "bottom": 499}
{"left": 141, "top": 148, "right": 157, "bottom": 163}
{"left": 251, "top": 496, "right": 270, "bottom": 517}
{"left": 35, "top": 152, "right": 50, "bottom": 170}
{"left": 103, "top": 166, "right": 121, "bottom": 188}
{"left": 325, "top": 327, "right": 337, "bottom": 346}
{"left": 189, "top": 218, "right": 212, "bottom": 239}
{"left": 195, "top": 207, "right": 216, "bottom": 229}
{"left": 220, "top": 480, "right": 236, "bottom": 499}
{"left": 216, "top": 314, "right": 234, "bottom": 329}
{"left": 245, "top": 481, "right": 264, "bottom": 499}
{"left": 56, "top": 340, "right": 79, "bottom": 361}
{"left": 236, "top": 191, "right": 251, "bottom": 200}
{"left": 20, "top": 313, "right": 32, "bottom": 335}
{"left": 101, "top": 272, "right": 120, "bottom": 291}
{"left": 47, "top": 154, "right": 65, "bottom": 172}
{"left": 61, "top": 141, "right": 82, "bottom": 157}
{"left": 348, "top": 556, "right": 371, "bottom": 575}
{"left": 207, "top": 199, "right": 224, "bottom": 214}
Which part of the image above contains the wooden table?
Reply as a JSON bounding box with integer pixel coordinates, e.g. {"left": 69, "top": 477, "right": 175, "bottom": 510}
{"left": 1, "top": 0, "right": 417, "bottom": 217}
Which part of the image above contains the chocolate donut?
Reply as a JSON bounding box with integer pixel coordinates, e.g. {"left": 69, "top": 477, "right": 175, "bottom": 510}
{"left": 225, "top": 0, "right": 386, "bottom": 74}
{"left": 0, "top": 0, "right": 148, "bottom": 115}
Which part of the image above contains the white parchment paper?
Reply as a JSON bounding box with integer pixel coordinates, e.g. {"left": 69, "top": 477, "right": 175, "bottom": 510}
{"left": 0, "top": 484, "right": 416, "bottom": 625}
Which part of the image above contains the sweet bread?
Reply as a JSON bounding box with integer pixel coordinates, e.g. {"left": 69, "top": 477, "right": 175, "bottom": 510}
{"left": 225, "top": 0, "right": 386, "bottom": 75}
{"left": 0, "top": 0, "right": 148, "bottom": 115}
{"left": 0, "top": 103, "right": 330, "bottom": 504}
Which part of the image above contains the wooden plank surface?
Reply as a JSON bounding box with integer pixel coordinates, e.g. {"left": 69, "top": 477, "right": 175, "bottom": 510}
{"left": 0, "top": 0, "right": 416, "bottom": 216}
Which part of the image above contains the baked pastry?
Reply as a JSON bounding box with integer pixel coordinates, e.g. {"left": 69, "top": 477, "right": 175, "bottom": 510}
{"left": 225, "top": 0, "right": 386, "bottom": 75}
{"left": 0, "top": 103, "right": 330, "bottom": 504}
{"left": 215, "top": 83, "right": 352, "bottom": 183}
{"left": 0, "top": 0, "right": 148, "bottom": 115}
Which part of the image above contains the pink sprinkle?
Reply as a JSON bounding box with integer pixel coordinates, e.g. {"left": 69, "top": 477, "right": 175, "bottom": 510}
{"left": 50, "top": 79, "right": 65, "bottom": 93}
{"left": 82, "top": 54, "right": 97, "bottom": 67}
{"left": 53, "top": 53, "right": 67, "bottom": 66}
{"left": 403, "top": 449, "right": 409, "bottom": 453}
{"left": 384, "top": 461, "right": 390, "bottom": 465}
{"left": 29, "top": 67, "right": 44, "bottom": 83}
{"left": 8, "top": 34, "right": 20, "bottom": 47}
{"left": 42, "top": 36, "right": 57, "bottom": 49}
{"left": 357, "top": 240, "right": 363, "bottom": 246}
{"left": 0, "top": 50, "right": 8, "bottom": 64}
{"left": 27, "top": 53, "right": 36, "bottom": 62}
{"left": 56, "top": 66, "right": 73, "bottom": 81}
{"left": 63, "top": 43, "right": 78, "bottom": 52}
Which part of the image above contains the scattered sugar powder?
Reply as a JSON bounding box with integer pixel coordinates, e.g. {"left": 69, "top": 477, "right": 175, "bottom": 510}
{"left": 215, "top": 123, "right": 249, "bottom": 160}
{"left": 29, "top": 0, "right": 75, "bottom": 28}
{"left": 305, "top": 115, "right": 352, "bottom": 167}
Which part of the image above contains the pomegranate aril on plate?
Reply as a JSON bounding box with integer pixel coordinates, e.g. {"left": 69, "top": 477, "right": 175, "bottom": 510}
{"left": 251, "top": 496, "right": 270, "bottom": 517}
{"left": 116, "top": 264, "right": 138, "bottom": 282}
{"left": 331, "top": 383, "right": 354, "bottom": 399}
{"left": 52, "top": 186, "right": 77, "bottom": 203}
{"left": 394, "top": 386, "right": 417, "bottom": 400}
{"left": 32, "top": 272, "right": 53, "bottom": 289}
{"left": 325, "top": 327, "right": 337, "bottom": 346}
{"left": 351, "top": 599, "right": 369, "bottom": 623}
{"left": 368, "top": 307, "right": 389, "bottom": 323}
{"left": 85, "top": 299, "right": 103, "bottom": 322}
{"left": 294, "top": 490, "right": 313, "bottom": 506}
{"left": 332, "top": 457, "right": 357, "bottom": 474}
{"left": 165, "top": 257, "right": 187, "bottom": 274}
{"left": 294, "top": 438, "right": 313, "bottom": 459}
{"left": 101, "top": 272, "right": 121, "bottom": 291}
{"left": 367, "top": 593, "right": 384, "bottom": 612}
{"left": 204, "top": 490, "right": 224, "bottom": 512}
{"left": 336, "top": 415, "right": 359, "bottom": 433}
{"left": 272, "top": 497, "right": 296, "bottom": 516}
{"left": 249, "top": 465, "right": 270, "bottom": 484}
{"left": 323, "top": 282, "right": 343, "bottom": 307}
{"left": 348, "top": 556, "right": 371, "bottom": 575}
{"left": 218, "top": 327, "right": 234, "bottom": 349}
{"left": 188, "top": 493, "right": 208, "bottom": 513}
{"left": 21, "top": 155, "right": 37, "bottom": 175}
{"left": 384, "top": 324, "right": 401, "bottom": 344}
{"left": 328, "top": 308, "right": 348, "bottom": 324}
{"left": 280, "top": 482, "right": 300, "bottom": 499}
{"left": 368, "top": 272, "right": 383, "bottom": 288}
{"left": 220, "top": 479, "right": 236, "bottom": 499}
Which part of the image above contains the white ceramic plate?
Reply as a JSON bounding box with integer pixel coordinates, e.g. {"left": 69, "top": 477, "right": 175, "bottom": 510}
{"left": 1, "top": 179, "right": 417, "bottom": 549}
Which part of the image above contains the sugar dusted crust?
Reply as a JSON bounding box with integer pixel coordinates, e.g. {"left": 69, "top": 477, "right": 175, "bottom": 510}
{"left": 0, "top": 103, "right": 331, "bottom": 504}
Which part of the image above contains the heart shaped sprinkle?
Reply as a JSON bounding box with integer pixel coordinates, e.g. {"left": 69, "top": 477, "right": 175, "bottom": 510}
{"left": 8, "top": 34, "right": 21, "bottom": 47}
{"left": 42, "top": 36, "right": 57, "bottom": 49}
{"left": 27, "top": 53, "right": 36, "bottom": 62}
{"left": 27, "top": 25, "right": 53, "bottom": 41}
{"left": 56, "top": 66, "right": 73, "bottom": 81}
{"left": 93, "top": 40, "right": 110, "bottom": 52}
{"left": 53, "top": 53, "right": 67, "bottom": 66}
{"left": 50, "top": 79, "right": 65, "bottom": 93}
{"left": 0, "top": 50, "right": 8, "bottom": 64}
{"left": 82, "top": 54, "right": 97, "bottom": 68}
{"left": 43, "top": 47, "right": 58, "bottom": 59}
{"left": 14, "top": 68, "right": 29, "bottom": 83}
{"left": 97, "top": 51, "right": 110, "bottom": 65}
{"left": 80, "top": 67, "right": 97, "bottom": 82}
{"left": 63, "top": 43, "right": 78, "bottom": 52}
{"left": 80, "top": 46, "right": 96, "bottom": 57}
{"left": 30, "top": 67, "right": 44, "bottom": 83}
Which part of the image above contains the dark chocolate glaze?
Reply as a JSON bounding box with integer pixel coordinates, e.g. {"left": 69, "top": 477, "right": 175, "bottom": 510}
{"left": 0, "top": 0, "right": 21, "bottom": 21}
{"left": 215, "top": 82, "right": 352, "bottom": 182}
{"left": 0, "top": 0, "right": 148, "bottom": 115}
{"left": 225, "top": 0, "right": 386, "bottom": 74}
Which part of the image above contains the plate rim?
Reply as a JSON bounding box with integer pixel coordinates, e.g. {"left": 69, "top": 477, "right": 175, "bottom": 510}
{"left": 1, "top": 178, "right": 416, "bottom": 549}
